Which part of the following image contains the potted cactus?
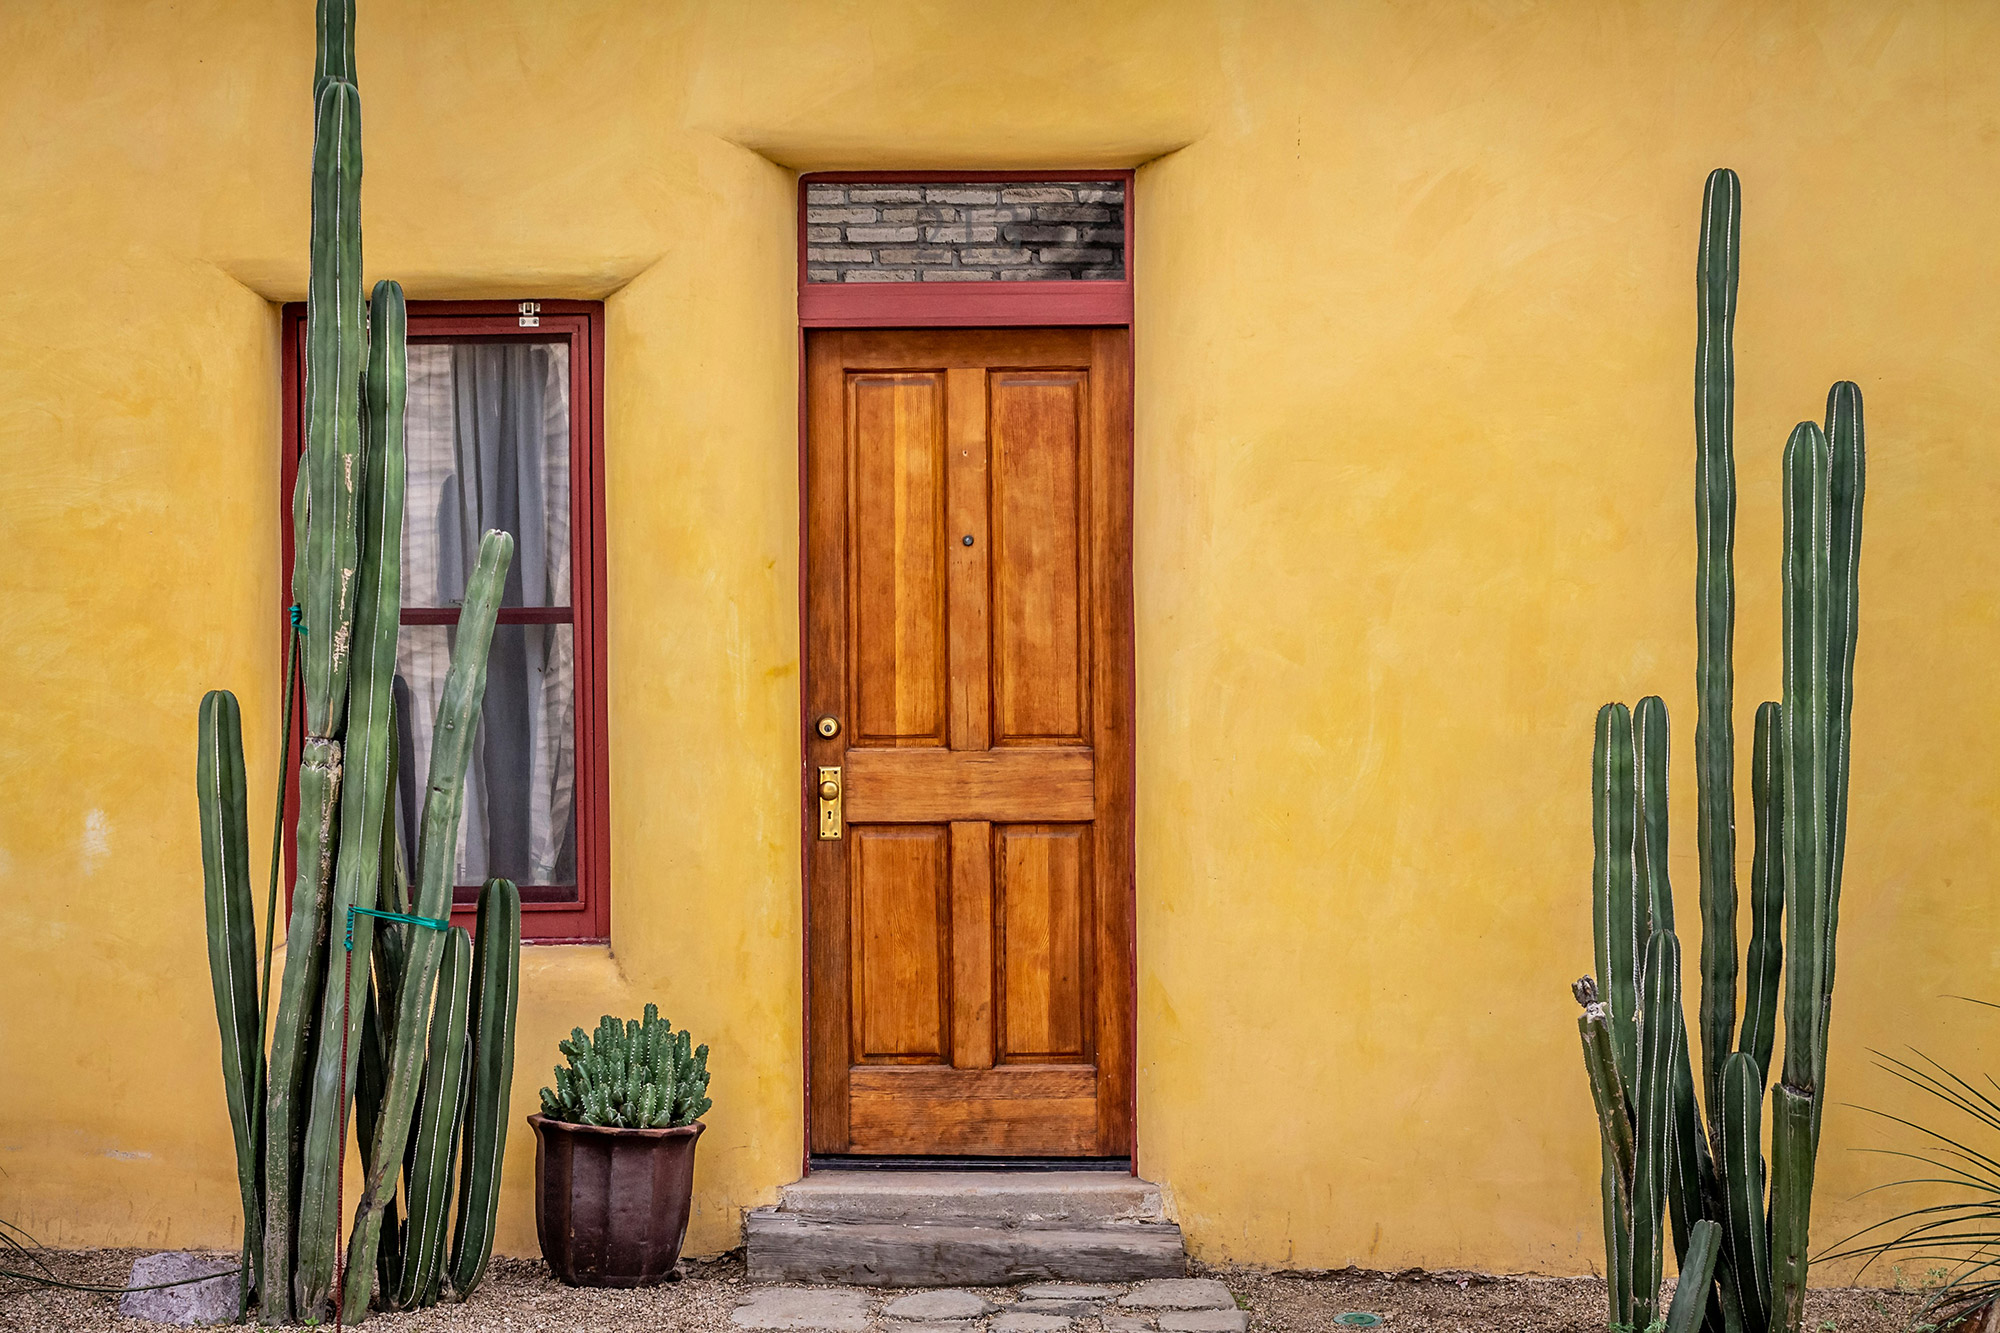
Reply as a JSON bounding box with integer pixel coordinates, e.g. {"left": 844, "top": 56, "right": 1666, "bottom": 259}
{"left": 530, "top": 1006, "right": 714, "bottom": 1287}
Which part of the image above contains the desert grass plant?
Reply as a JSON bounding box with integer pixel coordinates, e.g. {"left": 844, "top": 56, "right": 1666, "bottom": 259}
{"left": 1821, "top": 1007, "right": 2000, "bottom": 1333}
{"left": 196, "top": 0, "right": 521, "bottom": 1323}
{"left": 1571, "top": 168, "right": 1868, "bottom": 1333}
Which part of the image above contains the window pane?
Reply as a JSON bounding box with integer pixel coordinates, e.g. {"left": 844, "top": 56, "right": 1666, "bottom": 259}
{"left": 804, "top": 181, "right": 1126, "bottom": 283}
{"left": 402, "top": 342, "right": 572, "bottom": 608}
{"left": 394, "top": 623, "right": 577, "bottom": 892}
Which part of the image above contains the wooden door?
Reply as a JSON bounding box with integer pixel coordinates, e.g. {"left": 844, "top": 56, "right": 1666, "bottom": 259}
{"left": 805, "top": 327, "right": 1134, "bottom": 1157}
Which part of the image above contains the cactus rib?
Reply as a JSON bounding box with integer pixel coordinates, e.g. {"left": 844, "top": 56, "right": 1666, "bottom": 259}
{"left": 1666, "top": 1219, "right": 1725, "bottom": 1333}
{"left": 1716, "top": 1052, "right": 1770, "bottom": 1333}
{"left": 1630, "top": 930, "right": 1682, "bottom": 1332}
{"left": 1593, "top": 702, "right": 1641, "bottom": 1095}
{"left": 1693, "top": 166, "right": 1742, "bottom": 1135}
{"left": 198, "top": 691, "right": 261, "bottom": 1298}
{"left": 449, "top": 879, "right": 521, "bottom": 1298}
{"left": 262, "top": 72, "right": 363, "bottom": 1324}
{"left": 295, "top": 279, "right": 408, "bottom": 1320}
{"left": 1738, "top": 701, "right": 1785, "bottom": 1085}
{"left": 392, "top": 927, "right": 475, "bottom": 1313}
{"left": 1780, "top": 421, "right": 1833, "bottom": 1094}
{"left": 1767, "top": 1084, "right": 1818, "bottom": 1333}
{"left": 1633, "top": 695, "right": 1673, "bottom": 934}
{"left": 313, "top": 0, "right": 355, "bottom": 99}
{"left": 1814, "top": 383, "right": 1865, "bottom": 1143}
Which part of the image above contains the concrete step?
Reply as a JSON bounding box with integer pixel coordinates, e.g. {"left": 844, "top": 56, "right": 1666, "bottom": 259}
{"left": 777, "top": 1171, "right": 1167, "bottom": 1227}
{"left": 745, "top": 1212, "right": 1187, "bottom": 1287}
{"left": 747, "top": 1170, "right": 1187, "bottom": 1287}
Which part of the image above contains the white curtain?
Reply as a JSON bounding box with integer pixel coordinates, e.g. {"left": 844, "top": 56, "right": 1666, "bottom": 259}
{"left": 393, "top": 342, "right": 577, "bottom": 889}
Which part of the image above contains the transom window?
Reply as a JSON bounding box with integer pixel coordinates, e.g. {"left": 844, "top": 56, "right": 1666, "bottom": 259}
{"left": 282, "top": 300, "right": 608, "bottom": 943}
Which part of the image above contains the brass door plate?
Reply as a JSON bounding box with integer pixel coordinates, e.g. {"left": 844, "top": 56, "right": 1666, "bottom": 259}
{"left": 817, "top": 766, "right": 842, "bottom": 840}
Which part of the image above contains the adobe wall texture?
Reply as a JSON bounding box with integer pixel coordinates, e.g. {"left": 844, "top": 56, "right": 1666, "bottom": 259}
{"left": 3, "top": 0, "right": 1999, "bottom": 1280}
{"left": 805, "top": 181, "right": 1125, "bottom": 282}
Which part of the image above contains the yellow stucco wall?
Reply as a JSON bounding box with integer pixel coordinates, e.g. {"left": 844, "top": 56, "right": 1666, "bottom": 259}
{"left": 3, "top": 0, "right": 1997, "bottom": 1277}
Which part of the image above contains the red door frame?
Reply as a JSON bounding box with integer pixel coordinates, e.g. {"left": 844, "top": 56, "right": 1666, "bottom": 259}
{"left": 795, "top": 169, "right": 1140, "bottom": 1171}
{"left": 279, "top": 299, "right": 612, "bottom": 943}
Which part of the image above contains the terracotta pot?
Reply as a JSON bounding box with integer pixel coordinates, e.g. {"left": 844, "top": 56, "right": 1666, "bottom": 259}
{"left": 529, "top": 1114, "right": 705, "bottom": 1287}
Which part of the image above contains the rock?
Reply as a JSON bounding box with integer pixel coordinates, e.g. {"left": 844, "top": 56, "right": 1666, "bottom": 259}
{"left": 896, "top": 1325, "right": 992, "bottom": 1333}
{"left": 1118, "top": 1279, "right": 1236, "bottom": 1310}
{"left": 1103, "top": 1315, "right": 1155, "bottom": 1333}
{"left": 730, "top": 1287, "right": 874, "bottom": 1331}
{"left": 1019, "top": 1284, "right": 1123, "bottom": 1300}
{"left": 117, "top": 1252, "right": 240, "bottom": 1327}
{"left": 1016, "top": 1299, "right": 1102, "bottom": 1315}
{"left": 1160, "top": 1311, "right": 1250, "bottom": 1333}
{"left": 991, "top": 1313, "right": 1074, "bottom": 1332}
{"left": 886, "top": 1288, "right": 1000, "bottom": 1320}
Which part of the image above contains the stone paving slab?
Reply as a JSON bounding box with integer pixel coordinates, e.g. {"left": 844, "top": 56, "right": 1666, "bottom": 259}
{"left": 991, "top": 1313, "right": 1075, "bottom": 1333}
{"left": 733, "top": 1287, "right": 875, "bottom": 1331}
{"left": 1117, "top": 1279, "right": 1235, "bottom": 1311}
{"left": 1159, "top": 1310, "right": 1250, "bottom": 1333}
{"left": 1019, "top": 1284, "right": 1123, "bottom": 1301}
{"left": 885, "top": 1289, "right": 999, "bottom": 1320}
{"left": 719, "top": 1276, "right": 1247, "bottom": 1333}
{"left": 1015, "top": 1298, "right": 1105, "bottom": 1315}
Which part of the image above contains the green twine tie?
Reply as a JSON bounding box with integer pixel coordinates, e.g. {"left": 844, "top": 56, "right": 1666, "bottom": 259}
{"left": 344, "top": 905, "right": 450, "bottom": 951}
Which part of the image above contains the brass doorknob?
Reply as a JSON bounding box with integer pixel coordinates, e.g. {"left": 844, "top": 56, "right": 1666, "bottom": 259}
{"left": 818, "top": 778, "right": 841, "bottom": 801}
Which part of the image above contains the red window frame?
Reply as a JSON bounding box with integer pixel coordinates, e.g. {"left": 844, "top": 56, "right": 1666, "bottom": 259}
{"left": 280, "top": 298, "right": 611, "bottom": 943}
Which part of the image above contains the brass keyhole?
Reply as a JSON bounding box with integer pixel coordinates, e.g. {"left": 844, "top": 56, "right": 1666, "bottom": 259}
{"left": 816, "top": 765, "right": 843, "bottom": 840}
{"left": 815, "top": 714, "right": 841, "bottom": 739}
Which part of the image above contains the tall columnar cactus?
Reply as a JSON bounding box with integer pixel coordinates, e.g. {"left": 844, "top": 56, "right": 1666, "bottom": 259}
{"left": 1572, "top": 169, "right": 1866, "bottom": 1333}
{"left": 197, "top": 0, "right": 522, "bottom": 1324}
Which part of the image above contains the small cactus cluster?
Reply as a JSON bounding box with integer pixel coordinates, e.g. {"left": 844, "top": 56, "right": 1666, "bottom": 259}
{"left": 541, "top": 1005, "right": 713, "bottom": 1129}
{"left": 1573, "top": 169, "right": 1866, "bottom": 1333}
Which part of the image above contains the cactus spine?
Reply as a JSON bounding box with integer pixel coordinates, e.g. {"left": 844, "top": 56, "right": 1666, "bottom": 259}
{"left": 1571, "top": 169, "right": 1867, "bottom": 1333}
{"left": 198, "top": 0, "right": 522, "bottom": 1323}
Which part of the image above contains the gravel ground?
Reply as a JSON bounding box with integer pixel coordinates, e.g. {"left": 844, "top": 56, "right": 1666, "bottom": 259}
{"left": 0, "top": 1248, "right": 1934, "bottom": 1333}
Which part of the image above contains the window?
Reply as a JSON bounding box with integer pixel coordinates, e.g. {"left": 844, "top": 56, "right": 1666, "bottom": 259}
{"left": 803, "top": 178, "right": 1128, "bottom": 283}
{"left": 797, "top": 171, "right": 1135, "bottom": 327}
{"left": 282, "top": 300, "right": 608, "bottom": 942}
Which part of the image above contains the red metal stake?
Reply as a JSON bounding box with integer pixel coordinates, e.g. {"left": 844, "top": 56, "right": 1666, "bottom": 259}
{"left": 332, "top": 933, "right": 354, "bottom": 1325}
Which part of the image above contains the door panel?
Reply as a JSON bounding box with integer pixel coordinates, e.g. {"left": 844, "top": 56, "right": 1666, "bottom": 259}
{"left": 996, "top": 824, "right": 1092, "bottom": 1063}
{"left": 850, "top": 372, "right": 948, "bottom": 746}
{"left": 991, "top": 373, "right": 1090, "bottom": 745}
{"left": 849, "top": 826, "right": 949, "bottom": 1063}
{"left": 847, "top": 1066, "right": 1098, "bottom": 1155}
{"left": 806, "top": 327, "right": 1133, "bottom": 1158}
{"left": 845, "top": 749, "right": 1093, "bottom": 822}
